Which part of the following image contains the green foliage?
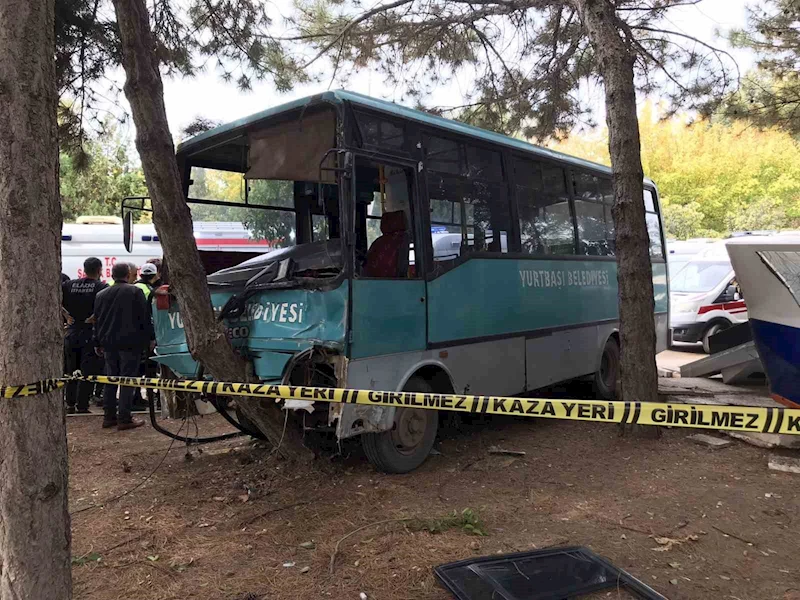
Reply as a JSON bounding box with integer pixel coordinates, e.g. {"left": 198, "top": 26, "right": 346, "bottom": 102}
{"left": 60, "top": 126, "right": 147, "bottom": 222}
{"left": 728, "top": 0, "right": 800, "bottom": 136}
{"left": 661, "top": 202, "right": 707, "bottom": 240}
{"left": 71, "top": 552, "right": 102, "bottom": 566}
{"left": 409, "top": 508, "right": 488, "bottom": 537}
{"left": 725, "top": 197, "right": 788, "bottom": 233}
{"left": 550, "top": 104, "right": 800, "bottom": 238}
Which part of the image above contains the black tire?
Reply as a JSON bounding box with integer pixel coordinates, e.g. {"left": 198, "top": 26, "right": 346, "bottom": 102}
{"left": 594, "top": 337, "right": 620, "bottom": 400}
{"left": 362, "top": 377, "right": 439, "bottom": 474}
{"left": 701, "top": 321, "right": 730, "bottom": 354}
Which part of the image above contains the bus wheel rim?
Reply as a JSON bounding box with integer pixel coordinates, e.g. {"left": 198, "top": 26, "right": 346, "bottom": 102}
{"left": 391, "top": 409, "right": 427, "bottom": 454}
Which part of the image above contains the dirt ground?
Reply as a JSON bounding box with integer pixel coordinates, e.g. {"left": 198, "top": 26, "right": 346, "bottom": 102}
{"left": 68, "top": 404, "right": 800, "bottom": 600}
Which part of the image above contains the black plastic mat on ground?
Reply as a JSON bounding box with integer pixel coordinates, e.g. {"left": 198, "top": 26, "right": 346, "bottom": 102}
{"left": 434, "top": 546, "right": 668, "bottom": 600}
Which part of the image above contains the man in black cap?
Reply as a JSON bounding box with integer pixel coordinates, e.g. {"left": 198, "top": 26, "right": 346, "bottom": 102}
{"left": 62, "top": 257, "right": 108, "bottom": 413}
{"left": 93, "top": 262, "right": 153, "bottom": 430}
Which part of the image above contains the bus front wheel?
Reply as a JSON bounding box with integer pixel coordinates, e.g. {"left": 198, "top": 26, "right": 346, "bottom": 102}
{"left": 362, "top": 377, "right": 439, "bottom": 474}
{"left": 594, "top": 337, "right": 620, "bottom": 400}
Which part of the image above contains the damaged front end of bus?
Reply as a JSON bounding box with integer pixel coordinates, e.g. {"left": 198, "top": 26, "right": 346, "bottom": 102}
{"left": 129, "top": 94, "right": 359, "bottom": 440}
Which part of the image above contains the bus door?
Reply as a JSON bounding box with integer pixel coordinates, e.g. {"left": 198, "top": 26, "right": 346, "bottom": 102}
{"left": 349, "top": 157, "right": 427, "bottom": 359}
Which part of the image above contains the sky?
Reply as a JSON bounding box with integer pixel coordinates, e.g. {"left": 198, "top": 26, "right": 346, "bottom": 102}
{"left": 143, "top": 0, "right": 757, "bottom": 140}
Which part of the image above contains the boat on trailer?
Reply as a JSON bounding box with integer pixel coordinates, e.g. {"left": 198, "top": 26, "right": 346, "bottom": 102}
{"left": 726, "top": 236, "right": 800, "bottom": 407}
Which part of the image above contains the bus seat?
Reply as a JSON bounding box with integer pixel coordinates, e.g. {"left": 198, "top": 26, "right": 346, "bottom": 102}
{"left": 363, "top": 210, "right": 410, "bottom": 278}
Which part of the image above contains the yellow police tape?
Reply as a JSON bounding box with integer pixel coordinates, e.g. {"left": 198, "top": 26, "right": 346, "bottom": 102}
{"left": 3, "top": 374, "right": 800, "bottom": 436}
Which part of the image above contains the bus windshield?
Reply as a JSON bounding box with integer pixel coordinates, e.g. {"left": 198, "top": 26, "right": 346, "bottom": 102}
{"left": 670, "top": 260, "right": 731, "bottom": 293}
{"left": 180, "top": 167, "right": 342, "bottom": 284}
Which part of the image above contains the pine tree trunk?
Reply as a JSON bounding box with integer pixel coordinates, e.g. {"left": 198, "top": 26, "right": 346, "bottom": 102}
{"left": 111, "top": 0, "right": 311, "bottom": 459}
{"left": 571, "top": 0, "right": 661, "bottom": 430}
{"left": 0, "top": 0, "right": 73, "bottom": 596}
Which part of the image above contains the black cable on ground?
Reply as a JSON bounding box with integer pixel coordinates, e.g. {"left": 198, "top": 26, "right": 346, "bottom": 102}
{"left": 208, "top": 396, "right": 267, "bottom": 440}
{"left": 147, "top": 391, "right": 243, "bottom": 445}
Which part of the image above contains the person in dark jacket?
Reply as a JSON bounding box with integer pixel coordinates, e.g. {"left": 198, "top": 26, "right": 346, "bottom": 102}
{"left": 94, "top": 262, "right": 154, "bottom": 430}
{"left": 62, "top": 257, "right": 108, "bottom": 413}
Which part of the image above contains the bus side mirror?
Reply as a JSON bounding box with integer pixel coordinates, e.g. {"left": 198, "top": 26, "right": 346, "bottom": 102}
{"left": 123, "top": 210, "right": 133, "bottom": 253}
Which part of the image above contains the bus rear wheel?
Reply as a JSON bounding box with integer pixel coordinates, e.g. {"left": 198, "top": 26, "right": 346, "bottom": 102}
{"left": 594, "top": 337, "right": 620, "bottom": 400}
{"left": 362, "top": 377, "right": 438, "bottom": 474}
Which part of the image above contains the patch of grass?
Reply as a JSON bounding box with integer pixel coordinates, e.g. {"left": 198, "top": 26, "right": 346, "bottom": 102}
{"left": 409, "top": 508, "right": 488, "bottom": 536}
{"left": 71, "top": 552, "right": 102, "bottom": 566}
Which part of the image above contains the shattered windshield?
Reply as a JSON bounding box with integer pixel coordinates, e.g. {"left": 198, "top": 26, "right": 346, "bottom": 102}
{"left": 185, "top": 167, "right": 343, "bottom": 284}
{"left": 207, "top": 239, "right": 343, "bottom": 288}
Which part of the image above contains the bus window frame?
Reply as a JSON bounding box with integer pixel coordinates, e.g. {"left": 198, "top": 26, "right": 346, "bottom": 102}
{"left": 512, "top": 154, "right": 579, "bottom": 259}
{"left": 571, "top": 168, "right": 615, "bottom": 257}
{"left": 341, "top": 107, "right": 668, "bottom": 271}
{"left": 418, "top": 131, "right": 517, "bottom": 278}
{"left": 347, "top": 150, "right": 429, "bottom": 281}
{"left": 644, "top": 184, "right": 666, "bottom": 261}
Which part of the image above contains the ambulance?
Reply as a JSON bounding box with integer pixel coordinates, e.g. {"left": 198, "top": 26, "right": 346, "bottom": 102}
{"left": 669, "top": 240, "right": 749, "bottom": 353}
{"left": 61, "top": 216, "right": 272, "bottom": 280}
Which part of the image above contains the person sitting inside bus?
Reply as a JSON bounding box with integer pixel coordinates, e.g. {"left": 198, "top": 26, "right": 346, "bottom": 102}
{"left": 362, "top": 165, "right": 413, "bottom": 278}
{"left": 363, "top": 210, "right": 410, "bottom": 278}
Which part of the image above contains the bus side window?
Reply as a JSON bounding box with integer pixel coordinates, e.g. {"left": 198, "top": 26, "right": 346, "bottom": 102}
{"left": 573, "top": 172, "right": 614, "bottom": 257}
{"left": 424, "top": 135, "right": 512, "bottom": 276}
{"left": 644, "top": 188, "right": 664, "bottom": 258}
{"left": 514, "top": 158, "right": 575, "bottom": 256}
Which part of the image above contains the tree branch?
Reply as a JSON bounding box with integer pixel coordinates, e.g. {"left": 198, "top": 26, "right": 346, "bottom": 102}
{"left": 301, "top": 0, "right": 416, "bottom": 68}
{"left": 630, "top": 24, "right": 741, "bottom": 83}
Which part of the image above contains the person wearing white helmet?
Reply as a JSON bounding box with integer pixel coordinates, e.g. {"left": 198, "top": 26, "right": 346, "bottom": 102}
{"left": 134, "top": 262, "right": 159, "bottom": 300}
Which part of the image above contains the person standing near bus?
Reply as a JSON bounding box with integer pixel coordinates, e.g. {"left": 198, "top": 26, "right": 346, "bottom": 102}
{"left": 94, "top": 262, "right": 153, "bottom": 430}
{"left": 134, "top": 263, "right": 158, "bottom": 299}
{"left": 127, "top": 262, "right": 138, "bottom": 284}
{"left": 146, "top": 258, "right": 164, "bottom": 287}
{"left": 62, "top": 257, "right": 108, "bottom": 413}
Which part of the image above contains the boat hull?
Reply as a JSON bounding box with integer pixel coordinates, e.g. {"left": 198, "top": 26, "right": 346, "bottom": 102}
{"left": 726, "top": 237, "right": 800, "bottom": 408}
{"left": 749, "top": 318, "right": 800, "bottom": 406}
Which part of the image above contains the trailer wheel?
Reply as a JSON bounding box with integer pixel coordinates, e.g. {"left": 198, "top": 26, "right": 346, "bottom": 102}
{"left": 594, "top": 337, "right": 620, "bottom": 400}
{"left": 362, "top": 377, "right": 438, "bottom": 474}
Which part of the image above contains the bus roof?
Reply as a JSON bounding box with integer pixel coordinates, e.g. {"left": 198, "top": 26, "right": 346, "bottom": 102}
{"left": 177, "top": 90, "right": 654, "bottom": 186}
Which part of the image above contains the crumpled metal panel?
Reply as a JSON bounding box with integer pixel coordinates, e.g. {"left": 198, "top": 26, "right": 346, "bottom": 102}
{"left": 153, "top": 282, "right": 348, "bottom": 380}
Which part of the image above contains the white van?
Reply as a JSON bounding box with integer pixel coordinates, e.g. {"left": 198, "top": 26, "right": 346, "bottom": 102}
{"left": 62, "top": 218, "right": 272, "bottom": 280}
{"left": 666, "top": 238, "right": 718, "bottom": 278}
{"left": 669, "top": 242, "right": 748, "bottom": 352}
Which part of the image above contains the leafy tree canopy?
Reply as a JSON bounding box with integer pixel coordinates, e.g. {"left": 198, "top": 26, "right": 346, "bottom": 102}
{"left": 60, "top": 124, "right": 147, "bottom": 221}
{"left": 728, "top": 0, "right": 800, "bottom": 136}
{"left": 550, "top": 103, "right": 800, "bottom": 239}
